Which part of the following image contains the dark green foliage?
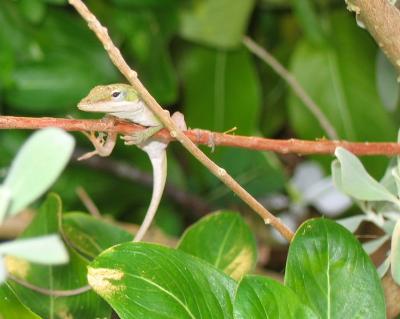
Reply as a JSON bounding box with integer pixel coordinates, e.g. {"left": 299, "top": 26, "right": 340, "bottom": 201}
{"left": 0, "top": 1, "right": 394, "bottom": 317}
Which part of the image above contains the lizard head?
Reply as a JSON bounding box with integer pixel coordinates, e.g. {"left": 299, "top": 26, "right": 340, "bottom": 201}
{"left": 78, "top": 84, "right": 140, "bottom": 113}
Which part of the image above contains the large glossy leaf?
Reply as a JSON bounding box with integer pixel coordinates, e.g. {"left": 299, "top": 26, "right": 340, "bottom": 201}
{"left": 234, "top": 275, "right": 318, "bottom": 319}
{"left": 177, "top": 211, "right": 257, "bottom": 280}
{"left": 88, "top": 242, "right": 236, "bottom": 319}
{"left": 62, "top": 212, "right": 133, "bottom": 259}
{"left": 6, "top": 194, "right": 111, "bottom": 319}
{"left": 285, "top": 219, "right": 385, "bottom": 318}
{"left": 332, "top": 147, "right": 399, "bottom": 204}
{"left": 179, "top": 0, "right": 255, "bottom": 48}
{"left": 289, "top": 12, "right": 396, "bottom": 175}
{"left": 2, "top": 128, "right": 74, "bottom": 219}
{"left": 0, "top": 283, "right": 42, "bottom": 319}
{"left": 180, "top": 45, "right": 261, "bottom": 135}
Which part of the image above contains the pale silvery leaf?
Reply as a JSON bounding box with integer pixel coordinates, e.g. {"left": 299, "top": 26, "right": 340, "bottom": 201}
{"left": 382, "top": 220, "right": 397, "bottom": 235}
{"left": 0, "top": 186, "right": 11, "bottom": 224}
{"left": 391, "top": 219, "right": 400, "bottom": 284}
{"left": 363, "top": 235, "right": 390, "bottom": 255}
{"left": 3, "top": 128, "right": 75, "bottom": 216}
{"left": 302, "top": 177, "right": 352, "bottom": 216}
{"left": 291, "top": 161, "right": 323, "bottom": 192}
{"left": 391, "top": 169, "right": 400, "bottom": 198}
{"left": 0, "top": 234, "right": 68, "bottom": 265}
{"left": 333, "top": 147, "right": 399, "bottom": 204}
{"left": 379, "top": 158, "right": 398, "bottom": 196}
{"left": 378, "top": 255, "right": 391, "bottom": 278}
{"left": 382, "top": 212, "right": 400, "bottom": 221}
{"left": 337, "top": 215, "right": 366, "bottom": 233}
{"left": 290, "top": 161, "right": 351, "bottom": 216}
{"left": 0, "top": 256, "right": 6, "bottom": 284}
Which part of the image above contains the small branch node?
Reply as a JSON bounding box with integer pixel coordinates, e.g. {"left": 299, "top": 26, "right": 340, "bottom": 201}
{"left": 217, "top": 168, "right": 227, "bottom": 177}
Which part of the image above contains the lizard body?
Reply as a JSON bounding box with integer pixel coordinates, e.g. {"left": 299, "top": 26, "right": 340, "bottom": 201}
{"left": 77, "top": 84, "right": 185, "bottom": 242}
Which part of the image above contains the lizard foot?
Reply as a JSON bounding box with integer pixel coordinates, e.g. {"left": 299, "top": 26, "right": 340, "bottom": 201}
{"left": 121, "top": 132, "right": 147, "bottom": 145}
{"left": 121, "top": 126, "right": 163, "bottom": 146}
{"left": 79, "top": 131, "right": 116, "bottom": 160}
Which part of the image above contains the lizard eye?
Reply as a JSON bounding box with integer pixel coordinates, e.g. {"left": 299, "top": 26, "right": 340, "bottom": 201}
{"left": 111, "top": 91, "right": 121, "bottom": 98}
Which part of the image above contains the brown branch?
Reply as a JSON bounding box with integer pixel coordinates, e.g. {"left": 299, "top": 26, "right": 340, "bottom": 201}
{"left": 243, "top": 37, "right": 339, "bottom": 140}
{"left": 346, "top": 0, "right": 400, "bottom": 74}
{"left": 2, "top": 115, "right": 400, "bottom": 156}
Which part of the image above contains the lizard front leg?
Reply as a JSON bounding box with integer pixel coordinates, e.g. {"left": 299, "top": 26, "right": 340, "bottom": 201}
{"left": 121, "top": 125, "right": 163, "bottom": 146}
{"left": 78, "top": 131, "right": 118, "bottom": 160}
{"left": 121, "top": 112, "right": 187, "bottom": 146}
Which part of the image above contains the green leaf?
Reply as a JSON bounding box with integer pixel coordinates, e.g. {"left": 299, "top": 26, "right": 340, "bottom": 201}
{"left": 8, "top": 54, "right": 113, "bottom": 113}
{"left": 0, "top": 283, "right": 42, "bottom": 319}
{"left": 178, "top": 211, "right": 257, "bottom": 280}
{"left": 376, "top": 51, "right": 399, "bottom": 111}
{"left": 88, "top": 242, "right": 236, "bottom": 319}
{"left": 111, "top": 0, "right": 179, "bottom": 8}
{"left": 289, "top": 12, "right": 396, "bottom": 175}
{"left": 179, "top": 0, "right": 255, "bottom": 48}
{"left": 292, "top": 0, "right": 325, "bottom": 45}
{"left": 180, "top": 45, "right": 261, "bottom": 135}
{"left": 6, "top": 194, "right": 111, "bottom": 319}
{"left": 113, "top": 10, "right": 178, "bottom": 104}
{"left": 0, "top": 235, "right": 68, "bottom": 265}
{"left": 234, "top": 275, "right": 318, "bottom": 319}
{"left": 207, "top": 149, "right": 286, "bottom": 200}
{"left": 18, "top": 0, "right": 46, "bottom": 24}
{"left": 6, "top": 9, "right": 119, "bottom": 113}
{"left": 332, "top": 147, "right": 398, "bottom": 204}
{"left": 42, "top": 0, "right": 67, "bottom": 4}
{"left": 285, "top": 219, "right": 386, "bottom": 318}
{"left": 391, "top": 218, "right": 400, "bottom": 284}
{"left": 2, "top": 128, "right": 74, "bottom": 218}
{"left": 62, "top": 212, "right": 133, "bottom": 259}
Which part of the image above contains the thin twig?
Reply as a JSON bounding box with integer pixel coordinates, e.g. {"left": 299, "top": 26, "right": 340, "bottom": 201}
{"left": 2, "top": 115, "right": 400, "bottom": 156}
{"left": 75, "top": 150, "right": 211, "bottom": 216}
{"left": 68, "top": 0, "right": 295, "bottom": 241}
{"left": 75, "top": 186, "right": 101, "bottom": 218}
{"left": 243, "top": 36, "right": 339, "bottom": 140}
{"left": 8, "top": 274, "right": 92, "bottom": 297}
{"left": 345, "top": 0, "right": 400, "bottom": 74}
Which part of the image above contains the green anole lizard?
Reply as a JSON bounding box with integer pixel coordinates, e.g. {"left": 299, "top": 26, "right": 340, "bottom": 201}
{"left": 77, "top": 83, "right": 186, "bottom": 242}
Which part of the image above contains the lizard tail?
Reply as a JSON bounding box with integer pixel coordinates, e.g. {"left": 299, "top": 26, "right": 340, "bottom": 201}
{"left": 133, "top": 141, "right": 167, "bottom": 242}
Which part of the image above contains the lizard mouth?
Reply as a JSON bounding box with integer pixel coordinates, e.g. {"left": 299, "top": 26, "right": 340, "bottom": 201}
{"left": 77, "top": 100, "right": 144, "bottom": 113}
